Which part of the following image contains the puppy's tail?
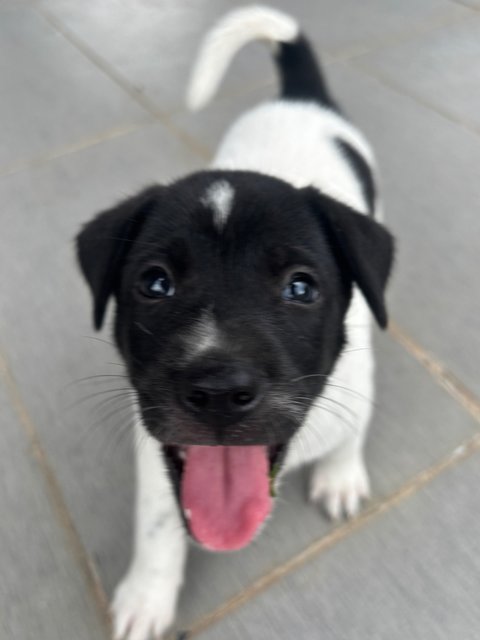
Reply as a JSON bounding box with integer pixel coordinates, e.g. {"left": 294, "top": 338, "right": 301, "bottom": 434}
{"left": 186, "top": 5, "right": 336, "bottom": 111}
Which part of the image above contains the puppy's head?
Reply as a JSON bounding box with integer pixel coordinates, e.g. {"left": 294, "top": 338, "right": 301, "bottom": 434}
{"left": 77, "top": 171, "right": 393, "bottom": 551}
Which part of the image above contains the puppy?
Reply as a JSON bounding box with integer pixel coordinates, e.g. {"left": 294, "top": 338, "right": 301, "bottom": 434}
{"left": 76, "top": 6, "right": 394, "bottom": 639}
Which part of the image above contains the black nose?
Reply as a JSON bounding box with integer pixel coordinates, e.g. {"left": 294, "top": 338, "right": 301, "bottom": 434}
{"left": 178, "top": 358, "right": 263, "bottom": 425}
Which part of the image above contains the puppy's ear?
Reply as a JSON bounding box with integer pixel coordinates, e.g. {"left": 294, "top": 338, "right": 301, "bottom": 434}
{"left": 76, "top": 187, "right": 158, "bottom": 330}
{"left": 303, "top": 187, "right": 395, "bottom": 329}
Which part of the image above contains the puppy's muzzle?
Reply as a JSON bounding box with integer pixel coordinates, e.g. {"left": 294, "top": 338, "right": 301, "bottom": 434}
{"left": 177, "top": 355, "right": 264, "bottom": 427}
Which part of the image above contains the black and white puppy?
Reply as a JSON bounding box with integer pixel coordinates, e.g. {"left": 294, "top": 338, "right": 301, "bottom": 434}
{"left": 76, "top": 6, "right": 394, "bottom": 639}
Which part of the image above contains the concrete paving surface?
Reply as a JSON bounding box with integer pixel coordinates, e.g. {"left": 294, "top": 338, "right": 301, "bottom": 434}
{"left": 1, "top": 1, "right": 479, "bottom": 639}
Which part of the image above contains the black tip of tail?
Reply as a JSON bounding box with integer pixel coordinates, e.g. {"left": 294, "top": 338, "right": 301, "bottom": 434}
{"left": 275, "top": 35, "right": 339, "bottom": 111}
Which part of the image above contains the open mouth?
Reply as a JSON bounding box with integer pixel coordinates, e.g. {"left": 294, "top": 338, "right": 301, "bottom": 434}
{"left": 163, "top": 444, "right": 285, "bottom": 551}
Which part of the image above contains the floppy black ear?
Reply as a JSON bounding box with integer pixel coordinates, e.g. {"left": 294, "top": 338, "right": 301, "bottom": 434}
{"left": 76, "top": 186, "right": 159, "bottom": 330}
{"left": 303, "top": 187, "right": 395, "bottom": 329}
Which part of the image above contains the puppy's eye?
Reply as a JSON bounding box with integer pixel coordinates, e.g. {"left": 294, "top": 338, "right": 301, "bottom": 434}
{"left": 138, "top": 267, "right": 175, "bottom": 299}
{"left": 282, "top": 273, "right": 318, "bottom": 304}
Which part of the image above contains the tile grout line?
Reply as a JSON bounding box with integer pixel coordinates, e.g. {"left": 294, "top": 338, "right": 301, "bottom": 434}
{"left": 451, "top": 0, "right": 480, "bottom": 12}
{"left": 347, "top": 58, "right": 480, "bottom": 139}
{"left": 179, "top": 429, "right": 480, "bottom": 639}
{"left": 330, "top": 6, "right": 476, "bottom": 64}
{"left": 0, "top": 349, "right": 111, "bottom": 636}
{"left": 34, "top": 4, "right": 211, "bottom": 162}
{"left": 0, "top": 122, "right": 149, "bottom": 180}
{"left": 5, "top": 3, "right": 467, "bottom": 179}
{"left": 0, "top": 76, "right": 276, "bottom": 180}
{"left": 170, "top": 78, "right": 276, "bottom": 119}
{"left": 8, "top": 5, "right": 474, "bottom": 179}
{"left": 35, "top": 1, "right": 480, "bottom": 161}
{"left": 0, "top": 74, "right": 274, "bottom": 181}
{"left": 389, "top": 321, "right": 480, "bottom": 423}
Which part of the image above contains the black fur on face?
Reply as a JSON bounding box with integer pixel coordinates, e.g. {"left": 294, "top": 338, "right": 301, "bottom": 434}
{"left": 77, "top": 170, "right": 393, "bottom": 454}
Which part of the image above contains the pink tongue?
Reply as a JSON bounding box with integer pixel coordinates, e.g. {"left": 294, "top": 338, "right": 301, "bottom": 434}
{"left": 181, "top": 445, "right": 272, "bottom": 551}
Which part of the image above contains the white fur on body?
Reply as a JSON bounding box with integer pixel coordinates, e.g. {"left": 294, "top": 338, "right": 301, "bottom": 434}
{"left": 113, "top": 7, "right": 379, "bottom": 640}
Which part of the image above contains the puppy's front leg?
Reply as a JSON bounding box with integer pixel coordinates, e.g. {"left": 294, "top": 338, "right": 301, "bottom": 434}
{"left": 112, "top": 422, "right": 186, "bottom": 640}
{"left": 309, "top": 434, "right": 371, "bottom": 521}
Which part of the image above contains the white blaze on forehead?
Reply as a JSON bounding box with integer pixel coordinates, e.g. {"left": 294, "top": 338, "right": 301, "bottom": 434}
{"left": 184, "top": 311, "right": 222, "bottom": 358}
{"left": 201, "top": 180, "right": 235, "bottom": 230}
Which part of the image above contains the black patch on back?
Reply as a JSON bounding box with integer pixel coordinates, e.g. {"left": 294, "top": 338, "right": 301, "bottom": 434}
{"left": 275, "top": 35, "right": 339, "bottom": 112}
{"left": 335, "top": 138, "right": 376, "bottom": 216}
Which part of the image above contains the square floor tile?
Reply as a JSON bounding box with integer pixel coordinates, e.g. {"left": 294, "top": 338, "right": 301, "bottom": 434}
{"left": 356, "top": 15, "right": 480, "bottom": 131}
{"left": 0, "top": 381, "right": 108, "bottom": 640}
{"left": 198, "top": 449, "right": 480, "bottom": 639}
{"left": 0, "top": 5, "right": 149, "bottom": 172}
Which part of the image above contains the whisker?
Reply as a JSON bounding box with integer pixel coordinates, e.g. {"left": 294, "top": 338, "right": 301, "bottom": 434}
{"left": 282, "top": 374, "right": 374, "bottom": 405}
{"left": 80, "top": 335, "right": 116, "bottom": 348}
{"left": 102, "top": 421, "right": 135, "bottom": 460}
{"left": 134, "top": 321, "right": 154, "bottom": 337}
{"left": 289, "top": 397, "right": 356, "bottom": 434}
{"left": 63, "top": 374, "right": 130, "bottom": 393}
{"left": 79, "top": 403, "right": 136, "bottom": 457}
{"left": 65, "top": 387, "right": 136, "bottom": 410}
{"left": 141, "top": 404, "right": 166, "bottom": 414}
{"left": 323, "top": 382, "right": 374, "bottom": 404}
{"left": 88, "top": 392, "right": 138, "bottom": 415}
{"left": 90, "top": 401, "right": 139, "bottom": 426}
{"left": 292, "top": 394, "right": 357, "bottom": 422}
{"left": 289, "top": 372, "right": 339, "bottom": 384}
{"left": 290, "top": 422, "right": 329, "bottom": 463}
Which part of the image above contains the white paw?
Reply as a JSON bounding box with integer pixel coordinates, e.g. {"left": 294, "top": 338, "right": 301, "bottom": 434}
{"left": 309, "top": 454, "right": 370, "bottom": 521}
{"left": 111, "top": 568, "right": 177, "bottom": 640}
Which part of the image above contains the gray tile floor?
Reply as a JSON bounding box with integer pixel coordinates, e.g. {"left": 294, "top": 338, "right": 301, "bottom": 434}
{"left": 1, "top": 1, "right": 479, "bottom": 639}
